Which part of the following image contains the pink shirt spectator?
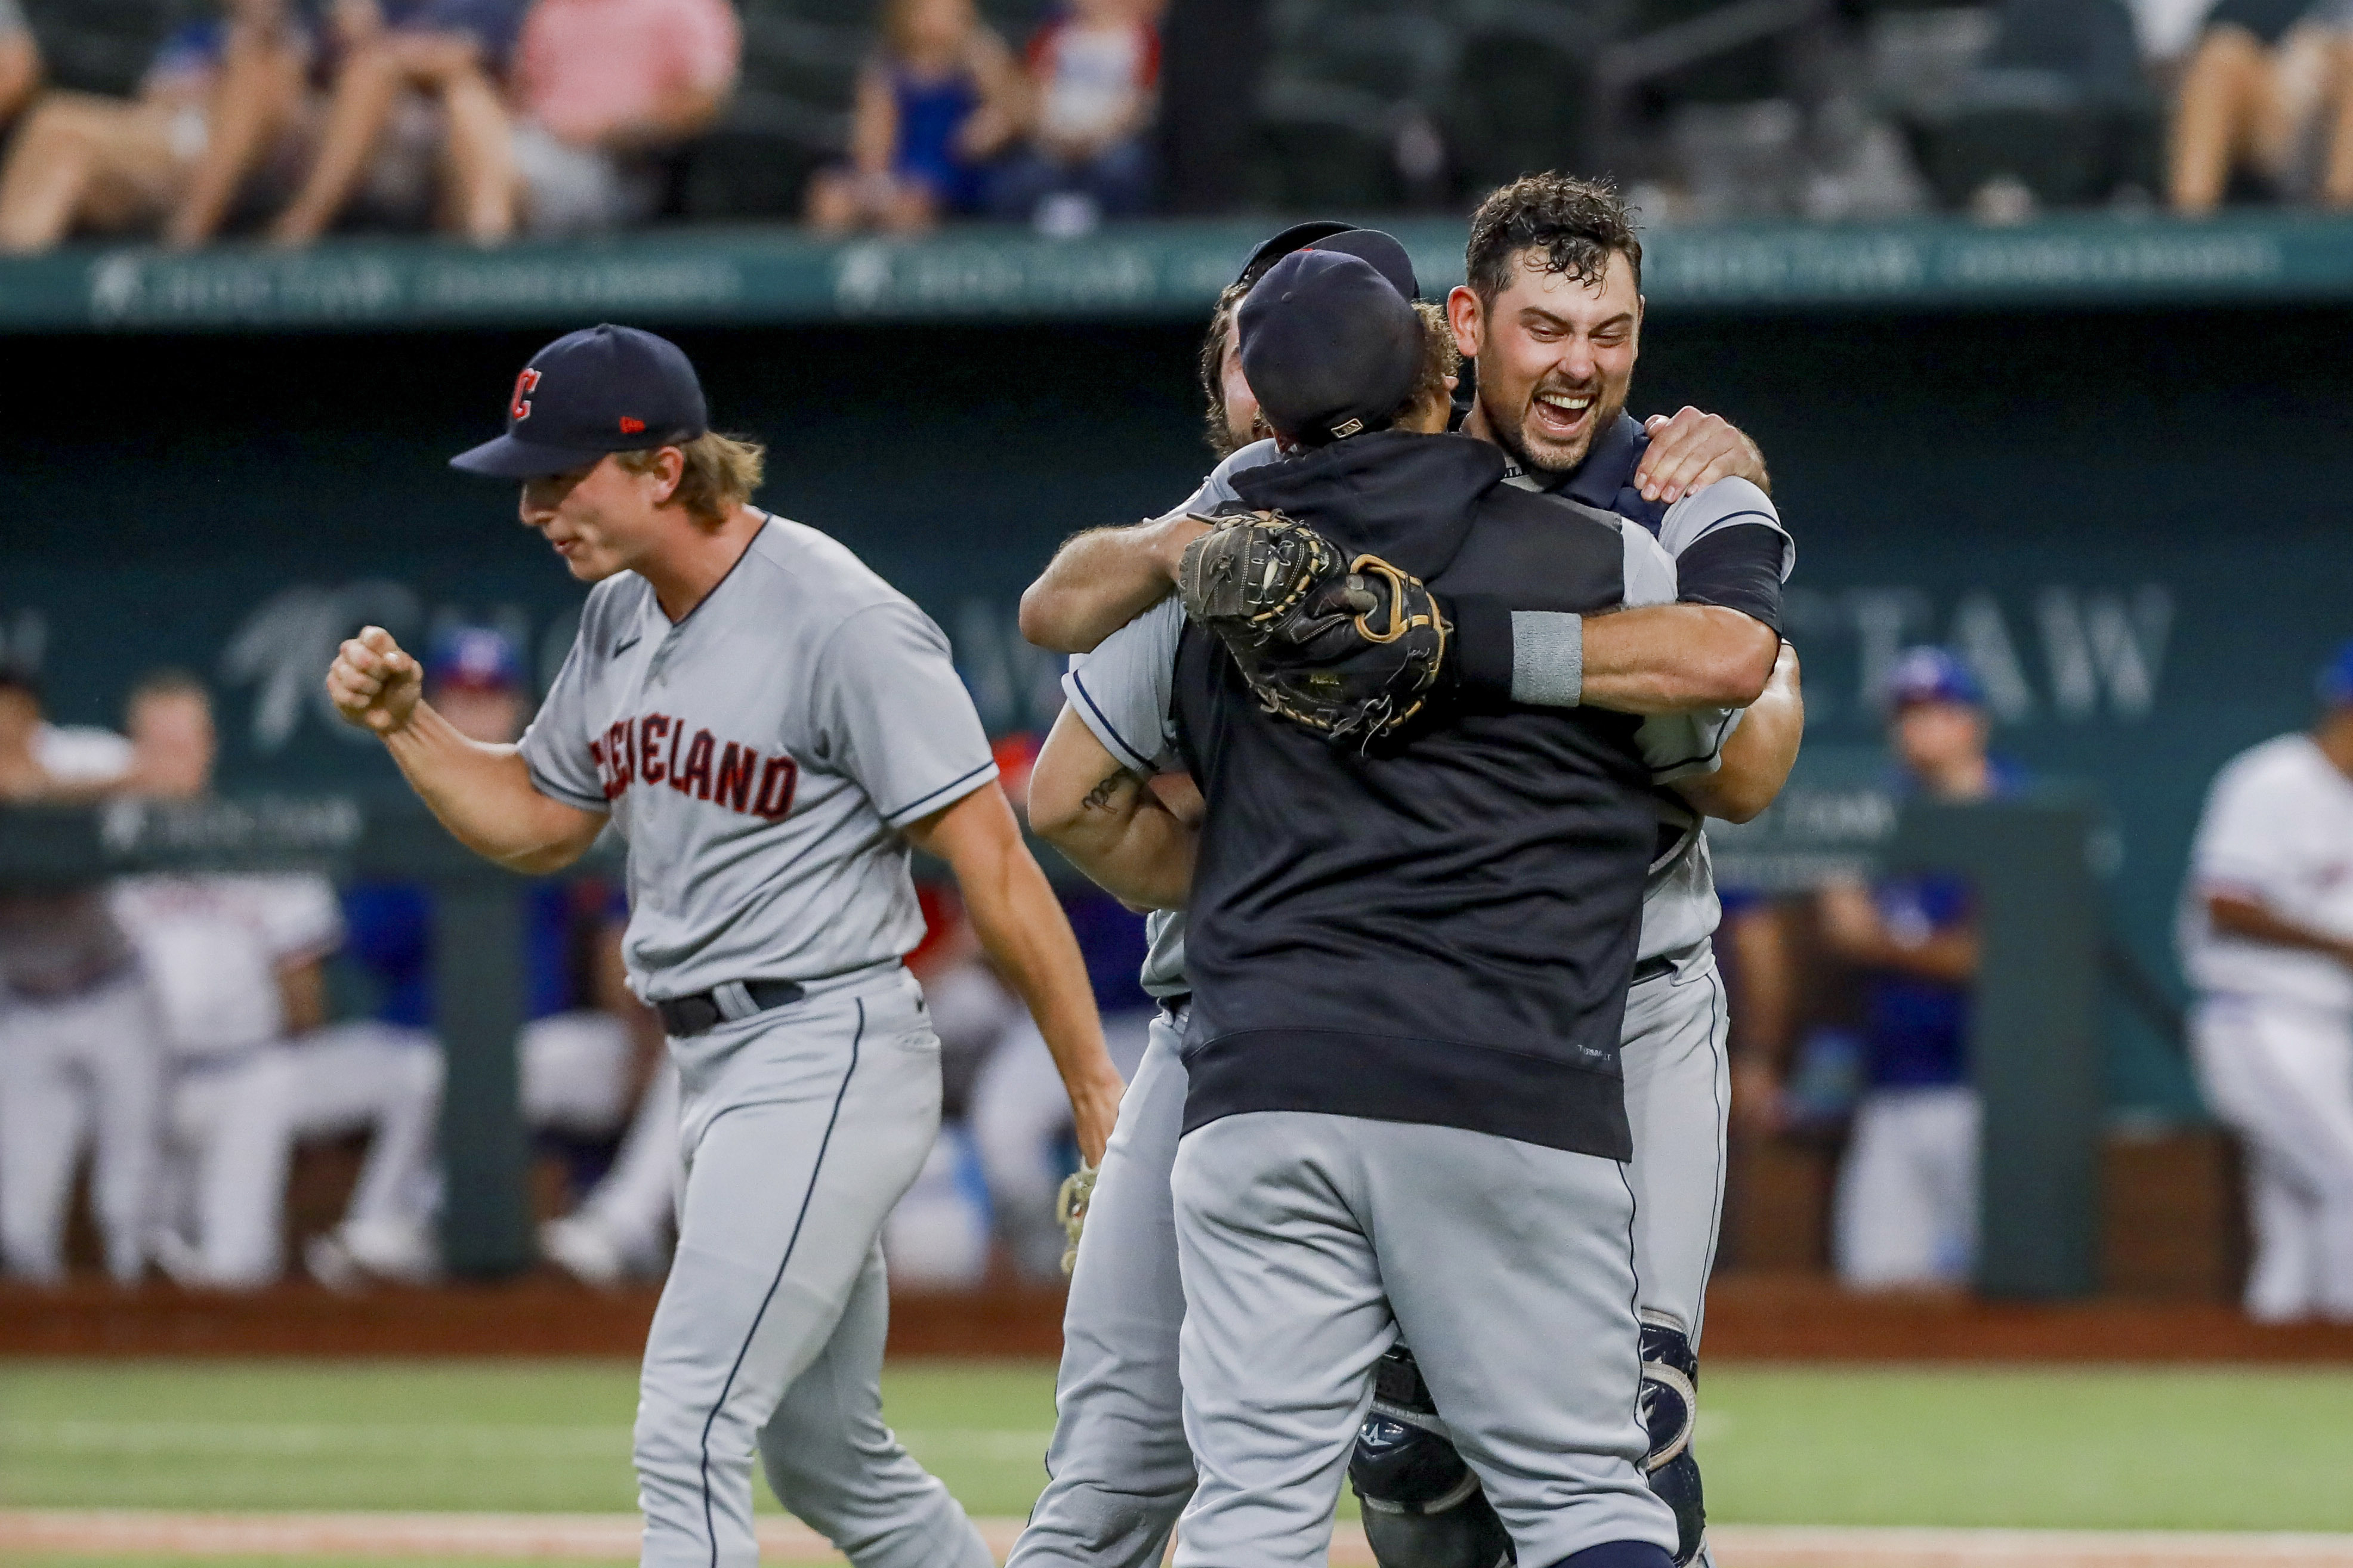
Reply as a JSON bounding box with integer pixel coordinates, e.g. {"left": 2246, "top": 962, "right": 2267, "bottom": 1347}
{"left": 514, "top": 0, "right": 740, "bottom": 144}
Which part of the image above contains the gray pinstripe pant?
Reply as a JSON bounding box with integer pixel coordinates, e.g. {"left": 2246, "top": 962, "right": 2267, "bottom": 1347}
{"left": 633, "top": 965, "right": 993, "bottom": 1568}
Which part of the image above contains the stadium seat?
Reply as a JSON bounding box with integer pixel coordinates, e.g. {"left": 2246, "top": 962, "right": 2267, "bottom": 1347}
{"left": 19, "top": 0, "right": 205, "bottom": 97}
{"left": 1903, "top": 0, "right": 2159, "bottom": 210}
{"left": 1250, "top": 0, "right": 1462, "bottom": 208}
{"left": 674, "top": 106, "right": 839, "bottom": 221}
{"left": 1443, "top": 20, "right": 1600, "bottom": 196}
{"left": 676, "top": 0, "right": 859, "bottom": 220}
{"left": 1249, "top": 82, "right": 1406, "bottom": 210}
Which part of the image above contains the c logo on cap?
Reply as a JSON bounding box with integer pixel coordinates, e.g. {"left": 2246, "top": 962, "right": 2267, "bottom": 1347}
{"left": 509, "top": 368, "right": 542, "bottom": 423}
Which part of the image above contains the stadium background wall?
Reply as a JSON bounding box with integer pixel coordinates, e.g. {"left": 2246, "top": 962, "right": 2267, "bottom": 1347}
{"left": 4, "top": 303, "right": 2348, "bottom": 1121}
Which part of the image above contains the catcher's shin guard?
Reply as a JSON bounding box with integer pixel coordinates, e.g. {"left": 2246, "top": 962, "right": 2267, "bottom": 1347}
{"left": 1350, "top": 1347, "right": 1514, "bottom": 1568}
{"left": 1638, "top": 1319, "right": 1706, "bottom": 1567}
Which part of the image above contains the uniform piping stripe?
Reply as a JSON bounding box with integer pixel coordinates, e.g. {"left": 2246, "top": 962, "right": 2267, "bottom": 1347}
{"left": 1067, "top": 669, "right": 1160, "bottom": 775}
{"left": 1614, "top": 1158, "right": 1647, "bottom": 1427}
{"left": 1697, "top": 961, "right": 1730, "bottom": 1347}
{"left": 1645, "top": 710, "right": 1741, "bottom": 778}
{"left": 884, "top": 759, "right": 999, "bottom": 825}
{"left": 694, "top": 999, "right": 864, "bottom": 1568}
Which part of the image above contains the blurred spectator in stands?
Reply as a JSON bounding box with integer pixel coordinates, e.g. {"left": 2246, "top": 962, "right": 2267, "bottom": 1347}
{"left": 0, "top": 0, "right": 311, "bottom": 253}
{"left": 1815, "top": 648, "right": 2020, "bottom": 1291}
{"left": 0, "top": 669, "right": 156, "bottom": 1288}
{"left": 265, "top": 0, "right": 522, "bottom": 245}
{"left": 2168, "top": 0, "right": 2353, "bottom": 212}
{"left": 0, "top": 0, "right": 39, "bottom": 130}
{"left": 988, "top": 0, "right": 1157, "bottom": 233}
{"left": 495, "top": 0, "right": 737, "bottom": 237}
{"left": 2176, "top": 639, "right": 2353, "bottom": 1323}
{"left": 806, "top": 0, "right": 1022, "bottom": 236}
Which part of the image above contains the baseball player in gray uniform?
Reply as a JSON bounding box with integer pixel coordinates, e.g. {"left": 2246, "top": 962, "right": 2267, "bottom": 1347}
{"left": 1014, "top": 202, "right": 1798, "bottom": 1568}
{"left": 325, "top": 324, "right": 1123, "bottom": 1568}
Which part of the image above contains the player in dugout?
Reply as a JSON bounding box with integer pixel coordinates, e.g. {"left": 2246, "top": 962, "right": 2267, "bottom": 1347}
{"left": 1809, "top": 647, "right": 2021, "bottom": 1291}
{"left": 2178, "top": 639, "right": 2353, "bottom": 1323}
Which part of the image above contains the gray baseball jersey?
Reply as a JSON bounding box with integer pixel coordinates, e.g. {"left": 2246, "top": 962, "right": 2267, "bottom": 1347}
{"left": 521, "top": 513, "right": 999, "bottom": 1001}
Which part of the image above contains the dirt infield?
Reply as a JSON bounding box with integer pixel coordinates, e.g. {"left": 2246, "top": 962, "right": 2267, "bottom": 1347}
{"left": 7, "top": 1273, "right": 2353, "bottom": 1361}
{"left": 8, "top": 1512, "right": 2353, "bottom": 1567}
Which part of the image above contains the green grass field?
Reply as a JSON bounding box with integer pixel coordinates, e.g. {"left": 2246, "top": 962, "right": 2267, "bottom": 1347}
{"left": 6, "top": 1359, "right": 2353, "bottom": 1534}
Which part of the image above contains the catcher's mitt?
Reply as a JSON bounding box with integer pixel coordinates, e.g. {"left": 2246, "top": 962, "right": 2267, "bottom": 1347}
{"left": 1177, "top": 509, "right": 1450, "bottom": 745}
{"left": 1055, "top": 1162, "right": 1098, "bottom": 1277}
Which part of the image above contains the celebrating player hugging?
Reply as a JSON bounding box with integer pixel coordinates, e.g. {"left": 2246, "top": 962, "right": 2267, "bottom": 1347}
{"left": 1017, "top": 177, "right": 1802, "bottom": 1568}
{"left": 325, "top": 323, "right": 1124, "bottom": 1568}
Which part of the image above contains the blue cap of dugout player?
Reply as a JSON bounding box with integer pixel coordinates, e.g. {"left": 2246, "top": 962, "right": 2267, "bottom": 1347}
{"left": 425, "top": 625, "right": 524, "bottom": 693}
{"left": 450, "top": 323, "right": 709, "bottom": 479}
{"left": 1237, "top": 248, "right": 1423, "bottom": 450}
{"left": 1882, "top": 646, "right": 1985, "bottom": 713}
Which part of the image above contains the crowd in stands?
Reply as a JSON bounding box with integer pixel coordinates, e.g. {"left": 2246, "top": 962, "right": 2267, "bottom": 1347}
{"left": 0, "top": 0, "right": 2351, "bottom": 249}
{"left": 0, "top": 635, "right": 1143, "bottom": 1291}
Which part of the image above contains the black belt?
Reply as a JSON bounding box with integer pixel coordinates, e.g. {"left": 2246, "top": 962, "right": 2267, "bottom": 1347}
{"left": 1632, "top": 954, "right": 1676, "bottom": 986}
{"left": 656, "top": 978, "right": 807, "bottom": 1038}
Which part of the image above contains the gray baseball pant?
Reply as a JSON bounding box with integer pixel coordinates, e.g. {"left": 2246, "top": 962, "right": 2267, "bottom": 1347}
{"left": 1171, "top": 1109, "right": 1679, "bottom": 1568}
{"left": 1008, "top": 961, "right": 1730, "bottom": 1568}
{"left": 634, "top": 964, "right": 992, "bottom": 1568}
{"left": 1007, "top": 1008, "right": 1195, "bottom": 1568}
{"left": 1619, "top": 946, "right": 1731, "bottom": 1344}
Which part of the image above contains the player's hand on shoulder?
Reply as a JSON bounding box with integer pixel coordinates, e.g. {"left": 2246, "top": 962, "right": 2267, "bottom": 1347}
{"left": 1638, "top": 407, "right": 1768, "bottom": 505}
{"left": 326, "top": 625, "right": 424, "bottom": 736}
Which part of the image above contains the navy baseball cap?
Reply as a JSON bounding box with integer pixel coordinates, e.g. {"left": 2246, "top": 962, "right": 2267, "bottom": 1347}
{"left": 427, "top": 625, "right": 524, "bottom": 694}
{"left": 1883, "top": 647, "right": 1984, "bottom": 712}
{"left": 451, "top": 324, "right": 709, "bottom": 479}
{"left": 1239, "top": 249, "right": 1423, "bottom": 449}
{"left": 2317, "top": 639, "right": 2353, "bottom": 708}
{"left": 1235, "top": 221, "right": 1421, "bottom": 300}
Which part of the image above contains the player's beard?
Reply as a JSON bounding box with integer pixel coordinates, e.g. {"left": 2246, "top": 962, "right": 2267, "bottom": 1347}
{"left": 1487, "top": 371, "right": 1628, "bottom": 480}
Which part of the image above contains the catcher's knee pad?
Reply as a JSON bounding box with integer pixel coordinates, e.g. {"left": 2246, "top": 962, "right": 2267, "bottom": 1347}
{"left": 1638, "top": 1318, "right": 1706, "bottom": 1567}
{"left": 1362, "top": 1497, "right": 1515, "bottom": 1568}
{"left": 1351, "top": 1347, "right": 1514, "bottom": 1568}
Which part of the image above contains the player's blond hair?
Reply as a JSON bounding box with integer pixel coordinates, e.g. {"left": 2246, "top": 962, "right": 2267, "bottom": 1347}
{"left": 618, "top": 431, "right": 766, "bottom": 525}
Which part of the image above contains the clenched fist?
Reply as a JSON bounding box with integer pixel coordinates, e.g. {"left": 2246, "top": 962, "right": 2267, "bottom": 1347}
{"left": 327, "top": 626, "right": 424, "bottom": 736}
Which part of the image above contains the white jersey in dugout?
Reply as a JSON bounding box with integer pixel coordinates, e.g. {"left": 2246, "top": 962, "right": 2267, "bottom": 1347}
{"left": 109, "top": 874, "right": 344, "bottom": 1059}
{"left": 2179, "top": 732, "right": 2353, "bottom": 1015}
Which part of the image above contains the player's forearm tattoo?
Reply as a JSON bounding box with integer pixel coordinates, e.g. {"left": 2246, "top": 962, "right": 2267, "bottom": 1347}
{"left": 1080, "top": 764, "right": 1138, "bottom": 813}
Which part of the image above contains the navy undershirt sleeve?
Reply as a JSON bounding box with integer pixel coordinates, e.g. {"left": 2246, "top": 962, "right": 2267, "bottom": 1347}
{"left": 1673, "top": 521, "right": 1784, "bottom": 633}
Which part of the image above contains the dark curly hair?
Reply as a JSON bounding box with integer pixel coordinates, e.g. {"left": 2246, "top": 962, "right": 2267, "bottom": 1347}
{"left": 1465, "top": 174, "right": 1642, "bottom": 304}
